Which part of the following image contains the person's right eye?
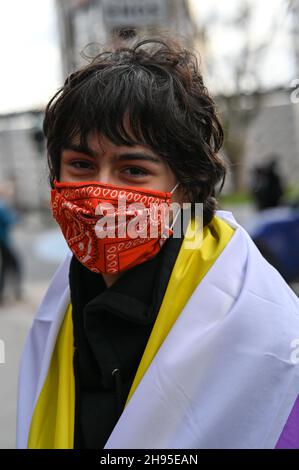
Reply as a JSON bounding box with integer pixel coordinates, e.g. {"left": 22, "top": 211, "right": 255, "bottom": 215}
{"left": 69, "top": 160, "right": 94, "bottom": 169}
{"left": 66, "top": 160, "right": 96, "bottom": 173}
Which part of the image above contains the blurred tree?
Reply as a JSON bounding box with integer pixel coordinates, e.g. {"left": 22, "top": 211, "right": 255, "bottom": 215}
{"left": 288, "top": 0, "right": 299, "bottom": 78}
{"left": 192, "top": 0, "right": 290, "bottom": 191}
{"left": 30, "top": 112, "right": 45, "bottom": 156}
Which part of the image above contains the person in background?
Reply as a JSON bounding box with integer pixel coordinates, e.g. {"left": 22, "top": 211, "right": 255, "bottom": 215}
{"left": 0, "top": 184, "right": 22, "bottom": 304}
{"left": 251, "top": 156, "right": 284, "bottom": 210}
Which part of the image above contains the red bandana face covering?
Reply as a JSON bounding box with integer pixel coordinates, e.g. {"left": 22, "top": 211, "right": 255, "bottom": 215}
{"left": 51, "top": 180, "right": 180, "bottom": 274}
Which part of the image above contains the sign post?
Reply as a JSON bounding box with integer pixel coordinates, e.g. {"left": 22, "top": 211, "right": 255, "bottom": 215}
{"left": 102, "top": 0, "right": 168, "bottom": 27}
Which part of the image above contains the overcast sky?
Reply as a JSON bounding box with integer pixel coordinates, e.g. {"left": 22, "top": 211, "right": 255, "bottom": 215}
{"left": 0, "top": 0, "right": 295, "bottom": 114}
{"left": 190, "top": 0, "right": 295, "bottom": 92}
{"left": 0, "top": 0, "right": 61, "bottom": 114}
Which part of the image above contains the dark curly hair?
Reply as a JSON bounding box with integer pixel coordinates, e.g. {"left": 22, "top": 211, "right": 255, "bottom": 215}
{"left": 43, "top": 37, "right": 226, "bottom": 225}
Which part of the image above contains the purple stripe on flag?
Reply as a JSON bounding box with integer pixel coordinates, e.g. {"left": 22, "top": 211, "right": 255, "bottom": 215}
{"left": 275, "top": 394, "right": 299, "bottom": 449}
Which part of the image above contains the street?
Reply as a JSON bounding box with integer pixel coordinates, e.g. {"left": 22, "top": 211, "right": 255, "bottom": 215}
{"left": 0, "top": 212, "right": 66, "bottom": 448}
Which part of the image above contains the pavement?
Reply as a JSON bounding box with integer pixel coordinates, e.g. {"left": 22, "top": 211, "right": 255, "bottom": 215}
{"left": 0, "top": 212, "right": 65, "bottom": 449}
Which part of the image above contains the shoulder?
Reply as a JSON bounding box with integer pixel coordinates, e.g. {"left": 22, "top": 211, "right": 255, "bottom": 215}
{"left": 215, "top": 210, "right": 299, "bottom": 337}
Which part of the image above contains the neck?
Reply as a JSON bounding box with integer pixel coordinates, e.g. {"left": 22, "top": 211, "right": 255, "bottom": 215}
{"left": 102, "top": 272, "right": 123, "bottom": 288}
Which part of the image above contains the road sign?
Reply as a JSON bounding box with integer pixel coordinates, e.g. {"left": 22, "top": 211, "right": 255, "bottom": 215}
{"left": 102, "top": 0, "right": 168, "bottom": 27}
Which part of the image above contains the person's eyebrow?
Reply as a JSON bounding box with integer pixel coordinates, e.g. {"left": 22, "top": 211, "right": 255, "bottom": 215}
{"left": 114, "top": 153, "right": 162, "bottom": 164}
{"left": 62, "top": 144, "right": 162, "bottom": 164}
{"left": 61, "top": 143, "right": 97, "bottom": 158}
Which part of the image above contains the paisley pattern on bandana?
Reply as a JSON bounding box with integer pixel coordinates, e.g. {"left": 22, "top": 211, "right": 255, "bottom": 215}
{"left": 51, "top": 180, "right": 173, "bottom": 274}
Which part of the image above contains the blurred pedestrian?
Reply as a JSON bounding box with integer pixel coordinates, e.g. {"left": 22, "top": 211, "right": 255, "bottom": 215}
{"left": 250, "top": 156, "right": 284, "bottom": 210}
{"left": 0, "top": 186, "right": 22, "bottom": 304}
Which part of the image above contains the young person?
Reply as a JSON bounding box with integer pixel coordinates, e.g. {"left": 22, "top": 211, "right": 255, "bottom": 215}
{"left": 17, "top": 38, "right": 299, "bottom": 449}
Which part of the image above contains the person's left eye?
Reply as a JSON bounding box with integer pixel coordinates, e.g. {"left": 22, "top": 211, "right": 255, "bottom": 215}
{"left": 121, "top": 167, "right": 149, "bottom": 177}
{"left": 70, "top": 160, "right": 94, "bottom": 169}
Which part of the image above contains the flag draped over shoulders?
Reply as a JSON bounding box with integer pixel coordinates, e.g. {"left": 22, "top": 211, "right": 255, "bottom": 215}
{"left": 17, "top": 211, "right": 299, "bottom": 449}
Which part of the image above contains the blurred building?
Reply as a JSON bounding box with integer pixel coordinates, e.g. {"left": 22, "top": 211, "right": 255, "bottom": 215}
{"left": 289, "top": 0, "right": 299, "bottom": 78}
{"left": 244, "top": 87, "right": 299, "bottom": 189}
{"left": 0, "top": 112, "right": 48, "bottom": 211}
{"left": 55, "top": 0, "right": 196, "bottom": 77}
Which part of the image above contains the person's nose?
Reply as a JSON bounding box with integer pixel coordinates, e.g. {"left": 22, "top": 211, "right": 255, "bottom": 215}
{"left": 94, "top": 164, "right": 116, "bottom": 185}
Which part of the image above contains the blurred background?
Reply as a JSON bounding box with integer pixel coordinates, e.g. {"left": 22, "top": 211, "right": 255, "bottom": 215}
{"left": 0, "top": 0, "right": 299, "bottom": 448}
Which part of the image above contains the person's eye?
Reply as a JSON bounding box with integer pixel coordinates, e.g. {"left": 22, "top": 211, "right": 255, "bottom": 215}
{"left": 122, "top": 167, "right": 149, "bottom": 177}
{"left": 69, "top": 160, "right": 94, "bottom": 170}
